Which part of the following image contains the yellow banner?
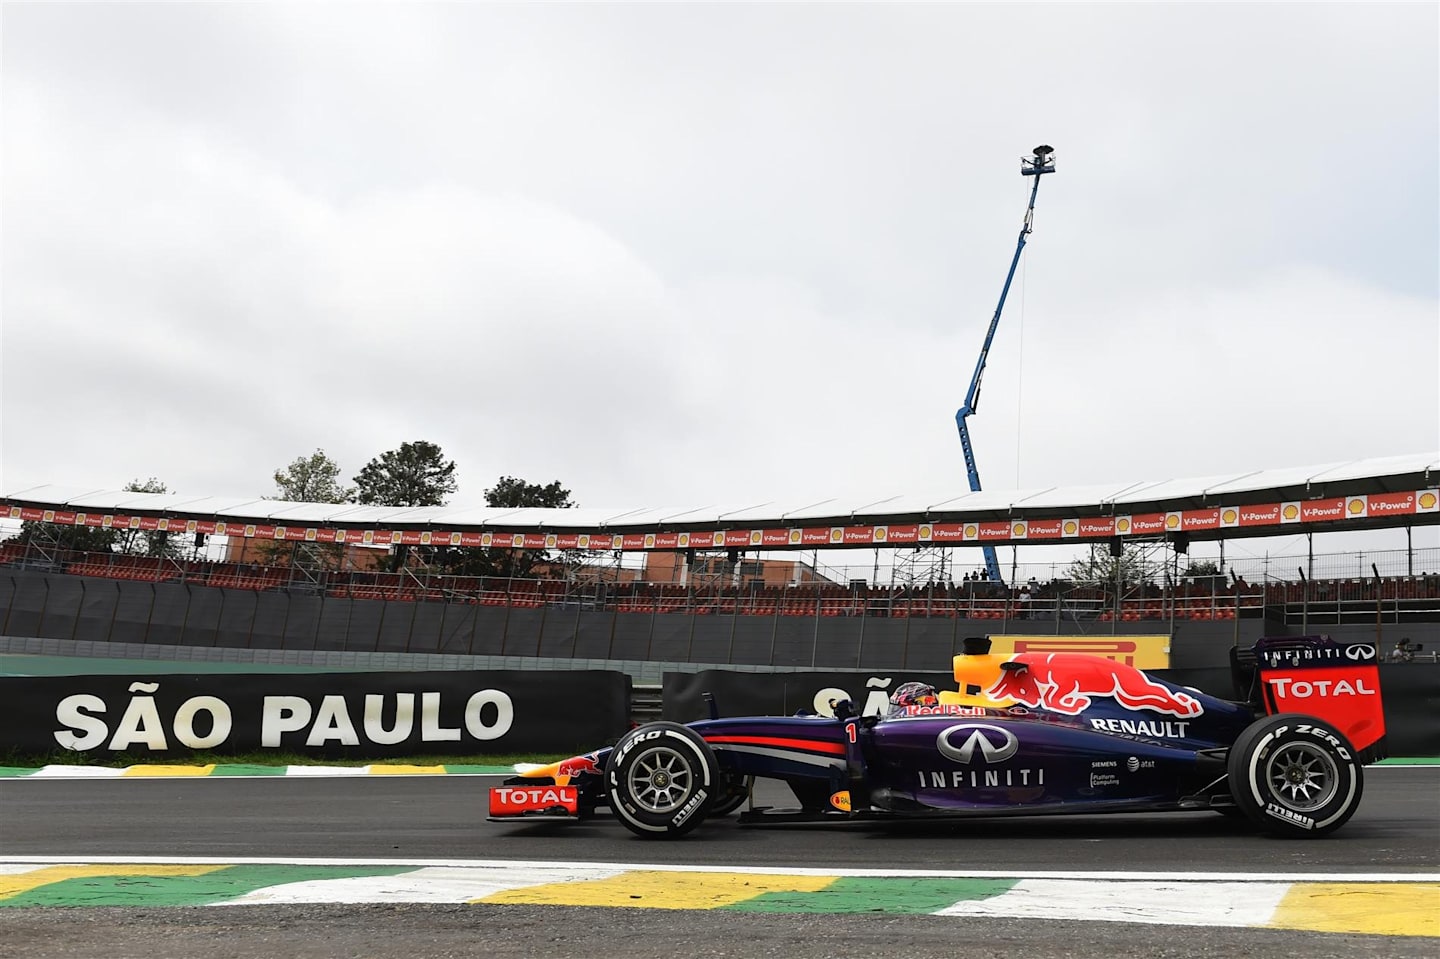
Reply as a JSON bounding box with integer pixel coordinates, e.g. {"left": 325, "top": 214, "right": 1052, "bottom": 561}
{"left": 986, "top": 634, "right": 1171, "bottom": 670}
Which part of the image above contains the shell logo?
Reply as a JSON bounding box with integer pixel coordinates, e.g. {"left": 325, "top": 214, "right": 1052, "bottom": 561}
{"left": 750, "top": 531, "right": 763, "bottom": 545}
{"left": 1283, "top": 504, "right": 1300, "bottom": 520}
{"left": 391, "top": 531, "right": 403, "bottom": 544}
{"left": 712, "top": 532, "right": 725, "bottom": 547}
{"left": 1116, "top": 518, "right": 1131, "bottom": 534}
{"left": 964, "top": 524, "right": 978, "bottom": 539}
{"left": 1012, "top": 522, "right": 1026, "bottom": 537}
{"left": 1222, "top": 508, "right": 1238, "bottom": 524}
{"left": 512, "top": 534, "right": 525, "bottom": 547}
{"left": 1063, "top": 520, "right": 1078, "bottom": 535}
{"left": 102, "top": 516, "right": 113, "bottom": 528}
{"left": 306, "top": 529, "right": 318, "bottom": 542}
{"left": 789, "top": 529, "right": 802, "bottom": 544}
{"left": 874, "top": 527, "right": 888, "bottom": 542}
{"left": 7, "top": 507, "right": 18, "bottom": 519}
{"left": 362, "top": 529, "right": 372, "bottom": 544}
{"left": 645, "top": 534, "right": 656, "bottom": 548}
{"left": 453, "top": 533, "right": 463, "bottom": 546}
{"left": 132, "top": 517, "right": 143, "bottom": 529}
{"left": 215, "top": 522, "right": 226, "bottom": 535}
{"left": 334, "top": 530, "right": 346, "bottom": 543}
{"left": 1348, "top": 498, "right": 1366, "bottom": 515}
{"left": 919, "top": 524, "right": 932, "bottom": 539}
{"left": 420, "top": 532, "right": 432, "bottom": 545}
{"left": 546, "top": 534, "right": 557, "bottom": 548}
{"left": 1421, "top": 492, "right": 1438, "bottom": 510}
{"left": 614, "top": 535, "right": 626, "bottom": 549}
{"left": 43, "top": 511, "right": 55, "bottom": 522}
{"left": 677, "top": 533, "right": 689, "bottom": 548}
{"left": 1165, "top": 514, "right": 1180, "bottom": 529}
{"left": 187, "top": 520, "right": 198, "bottom": 533}
{"left": 830, "top": 528, "right": 843, "bottom": 543}
{"left": 275, "top": 527, "right": 288, "bottom": 540}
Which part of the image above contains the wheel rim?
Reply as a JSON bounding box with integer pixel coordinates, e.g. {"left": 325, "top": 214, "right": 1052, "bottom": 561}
{"left": 627, "top": 745, "right": 695, "bottom": 814}
{"left": 1265, "top": 742, "right": 1339, "bottom": 811}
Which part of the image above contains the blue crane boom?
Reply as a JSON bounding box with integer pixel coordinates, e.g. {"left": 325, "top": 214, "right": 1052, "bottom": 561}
{"left": 955, "top": 145, "right": 1056, "bottom": 584}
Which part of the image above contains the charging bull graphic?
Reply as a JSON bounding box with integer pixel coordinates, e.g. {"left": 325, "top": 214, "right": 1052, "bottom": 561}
{"left": 985, "top": 653, "right": 1203, "bottom": 718}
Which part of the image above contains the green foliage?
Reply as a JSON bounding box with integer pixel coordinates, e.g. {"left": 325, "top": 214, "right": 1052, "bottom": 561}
{"left": 353, "top": 441, "right": 457, "bottom": 507}
{"left": 270, "top": 450, "right": 354, "bottom": 503}
{"left": 484, "top": 476, "right": 575, "bottom": 509}
{"left": 1065, "top": 544, "right": 1159, "bottom": 590}
{"left": 12, "top": 521, "right": 117, "bottom": 553}
{"left": 13, "top": 477, "right": 179, "bottom": 557}
{"left": 113, "top": 479, "right": 184, "bottom": 558}
{"left": 1183, "top": 559, "right": 1220, "bottom": 578}
{"left": 431, "top": 476, "right": 577, "bottom": 578}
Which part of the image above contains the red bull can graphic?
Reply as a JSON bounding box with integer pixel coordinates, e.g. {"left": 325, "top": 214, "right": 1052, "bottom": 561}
{"left": 985, "top": 653, "right": 1203, "bottom": 718}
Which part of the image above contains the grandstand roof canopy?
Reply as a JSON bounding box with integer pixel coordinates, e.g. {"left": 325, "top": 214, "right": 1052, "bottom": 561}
{"left": 3, "top": 453, "right": 1436, "bottom": 549}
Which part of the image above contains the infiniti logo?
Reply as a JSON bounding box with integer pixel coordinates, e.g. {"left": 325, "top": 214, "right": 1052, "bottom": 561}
{"left": 936, "top": 723, "right": 1019, "bottom": 764}
{"left": 1345, "top": 644, "right": 1375, "bottom": 661}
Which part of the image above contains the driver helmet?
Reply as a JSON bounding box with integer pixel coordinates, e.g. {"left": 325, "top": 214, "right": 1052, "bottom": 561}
{"left": 889, "top": 681, "right": 940, "bottom": 713}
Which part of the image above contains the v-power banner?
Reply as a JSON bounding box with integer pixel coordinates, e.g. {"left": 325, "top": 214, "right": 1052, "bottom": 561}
{"left": 0, "top": 670, "right": 631, "bottom": 759}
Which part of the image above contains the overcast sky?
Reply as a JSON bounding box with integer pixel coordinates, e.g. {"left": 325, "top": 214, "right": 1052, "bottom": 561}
{"left": 3, "top": 3, "right": 1437, "bottom": 564}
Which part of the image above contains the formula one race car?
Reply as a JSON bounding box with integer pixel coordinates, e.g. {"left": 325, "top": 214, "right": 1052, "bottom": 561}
{"left": 488, "top": 634, "right": 1386, "bottom": 840}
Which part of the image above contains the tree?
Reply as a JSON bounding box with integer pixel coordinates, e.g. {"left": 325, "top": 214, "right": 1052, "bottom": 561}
{"left": 433, "top": 476, "right": 577, "bottom": 578}
{"left": 1183, "top": 559, "right": 1220, "bottom": 579}
{"left": 265, "top": 451, "right": 353, "bottom": 570}
{"left": 113, "top": 478, "right": 184, "bottom": 558}
{"left": 485, "top": 476, "right": 575, "bottom": 509}
{"left": 353, "top": 441, "right": 457, "bottom": 507}
{"left": 12, "top": 477, "right": 177, "bottom": 558}
{"left": 270, "top": 450, "right": 354, "bottom": 503}
{"left": 1065, "top": 543, "right": 1160, "bottom": 592}
{"left": 11, "top": 518, "right": 117, "bottom": 555}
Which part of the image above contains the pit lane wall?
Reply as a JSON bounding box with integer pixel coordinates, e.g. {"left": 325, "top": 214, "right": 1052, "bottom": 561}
{"left": 0, "top": 669, "right": 631, "bottom": 759}
{"left": 661, "top": 665, "right": 1440, "bottom": 757}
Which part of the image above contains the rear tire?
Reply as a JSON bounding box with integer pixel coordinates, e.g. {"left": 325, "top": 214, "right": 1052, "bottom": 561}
{"left": 1227, "top": 713, "right": 1363, "bottom": 838}
{"left": 605, "top": 722, "right": 718, "bottom": 839}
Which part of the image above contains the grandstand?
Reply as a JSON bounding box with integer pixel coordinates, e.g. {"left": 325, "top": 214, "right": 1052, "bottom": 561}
{"left": 1, "top": 453, "right": 1436, "bottom": 669}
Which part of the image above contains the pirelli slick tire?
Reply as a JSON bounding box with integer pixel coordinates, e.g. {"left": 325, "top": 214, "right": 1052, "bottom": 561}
{"left": 1227, "top": 713, "right": 1364, "bottom": 838}
{"left": 606, "top": 722, "right": 719, "bottom": 839}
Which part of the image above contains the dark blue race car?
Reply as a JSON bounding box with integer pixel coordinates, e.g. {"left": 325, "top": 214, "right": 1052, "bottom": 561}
{"left": 488, "top": 634, "right": 1386, "bottom": 840}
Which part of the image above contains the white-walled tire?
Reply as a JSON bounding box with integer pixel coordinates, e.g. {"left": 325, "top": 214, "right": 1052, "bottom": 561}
{"left": 605, "top": 722, "right": 718, "bottom": 839}
{"left": 1227, "top": 713, "right": 1364, "bottom": 838}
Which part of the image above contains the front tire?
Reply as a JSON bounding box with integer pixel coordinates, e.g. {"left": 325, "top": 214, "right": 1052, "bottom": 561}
{"left": 1227, "top": 713, "right": 1363, "bottom": 838}
{"left": 606, "top": 722, "right": 718, "bottom": 839}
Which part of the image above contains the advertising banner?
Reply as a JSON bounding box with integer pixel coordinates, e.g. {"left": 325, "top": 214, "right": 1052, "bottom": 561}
{"left": 987, "top": 634, "right": 1172, "bottom": 670}
{"left": 0, "top": 670, "right": 631, "bottom": 759}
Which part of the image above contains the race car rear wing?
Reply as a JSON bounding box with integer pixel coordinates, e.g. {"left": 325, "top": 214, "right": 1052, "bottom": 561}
{"left": 1233, "top": 635, "right": 1387, "bottom": 764}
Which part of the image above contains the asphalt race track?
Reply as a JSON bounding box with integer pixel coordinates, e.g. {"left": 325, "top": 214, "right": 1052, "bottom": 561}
{"left": 2, "top": 769, "right": 1437, "bottom": 959}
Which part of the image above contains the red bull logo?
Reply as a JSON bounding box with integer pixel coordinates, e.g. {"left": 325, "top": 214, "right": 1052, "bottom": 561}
{"left": 554, "top": 753, "right": 602, "bottom": 781}
{"left": 985, "top": 653, "right": 1203, "bottom": 718}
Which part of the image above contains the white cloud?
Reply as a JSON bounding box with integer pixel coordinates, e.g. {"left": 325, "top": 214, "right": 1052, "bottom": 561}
{"left": 2, "top": 2, "right": 1435, "bottom": 548}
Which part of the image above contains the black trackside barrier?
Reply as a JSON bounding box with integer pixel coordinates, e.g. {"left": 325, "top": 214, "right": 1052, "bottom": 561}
{"left": 0, "top": 670, "right": 631, "bottom": 760}
{"left": 662, "top": 664, "right": 1440, "bottom": 756}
